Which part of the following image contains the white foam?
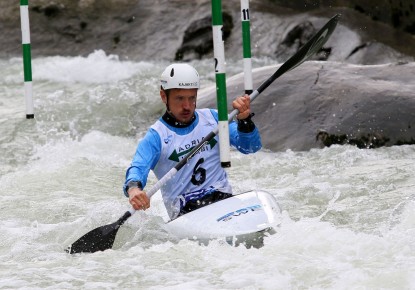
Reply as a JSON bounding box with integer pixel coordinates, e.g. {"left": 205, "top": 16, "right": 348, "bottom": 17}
{"left": 28, "top": 130, "right": 136, "bottom": 171}
{"left": 33, "top": 50, "right": 154, "bottom": 84}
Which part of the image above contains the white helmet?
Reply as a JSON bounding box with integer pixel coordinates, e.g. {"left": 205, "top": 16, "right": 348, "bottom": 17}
{"left": 160, "top": 63, "right": 200, "bottom": 90}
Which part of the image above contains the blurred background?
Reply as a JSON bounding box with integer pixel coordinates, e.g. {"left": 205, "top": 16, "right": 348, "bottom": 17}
{"left": 1, "top": 0, "right": 414, "bottom": 63}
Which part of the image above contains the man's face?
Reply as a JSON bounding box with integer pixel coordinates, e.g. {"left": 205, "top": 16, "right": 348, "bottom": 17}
{"left": 161, "top": 88, "right": 197, "bottom": 124}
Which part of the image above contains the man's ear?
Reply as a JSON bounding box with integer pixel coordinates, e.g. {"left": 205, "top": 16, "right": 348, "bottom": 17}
{"left": 160, "top": 90, "right": 167, "bottom": 104}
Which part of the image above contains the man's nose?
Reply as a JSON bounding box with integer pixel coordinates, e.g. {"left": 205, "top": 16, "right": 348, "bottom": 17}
{"left": 182, "top": 99, "right": 192, "bottom": 109}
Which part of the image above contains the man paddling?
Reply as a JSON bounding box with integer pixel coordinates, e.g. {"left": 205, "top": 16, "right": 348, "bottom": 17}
{"left": 123, "top": 63, "right": 261, "bottom": 220}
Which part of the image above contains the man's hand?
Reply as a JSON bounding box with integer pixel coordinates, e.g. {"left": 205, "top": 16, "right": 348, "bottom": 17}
{"left": 128, "top": 188, "right": 150, "bottom": 211}
{"left": 232, "top": 94, "right": 251, "bottom": 120}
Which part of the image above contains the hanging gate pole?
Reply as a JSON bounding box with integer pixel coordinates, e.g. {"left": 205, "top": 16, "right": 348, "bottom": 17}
{"left": 20, "top": 0, "right": 34, "bottom": 119}
{"left": 211, "top": 0, "right": 231, "bottom": 168}
{"left": 241, "top": 0, "right": 253, "bottom": 95}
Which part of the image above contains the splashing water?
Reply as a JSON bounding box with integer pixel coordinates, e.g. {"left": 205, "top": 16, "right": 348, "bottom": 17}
{"left": 1, "top": 51, "right": 414, "bottom": 289}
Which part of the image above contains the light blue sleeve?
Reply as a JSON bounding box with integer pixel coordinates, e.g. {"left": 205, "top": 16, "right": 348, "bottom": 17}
{"left": 209, "top": 109, "right": 262, "bottom": 154}
{"left": 123, "top": 128, "right": 161, "bottom": 196}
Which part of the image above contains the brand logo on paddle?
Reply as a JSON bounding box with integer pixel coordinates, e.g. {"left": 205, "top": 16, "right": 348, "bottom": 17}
{"left": 216, "top": 204, "right": 262, "bottom": 222}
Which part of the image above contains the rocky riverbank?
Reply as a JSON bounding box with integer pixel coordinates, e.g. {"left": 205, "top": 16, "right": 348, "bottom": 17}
{"left": 2, "top": 0, "right": 415, "bottom": 151}
{"left": 2, "top": 0, "right": 415, "bottom": 63}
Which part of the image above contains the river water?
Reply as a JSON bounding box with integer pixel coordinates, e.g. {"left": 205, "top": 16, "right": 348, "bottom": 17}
{"left": 1, "top": 51, "right": 414, "bottom": 289}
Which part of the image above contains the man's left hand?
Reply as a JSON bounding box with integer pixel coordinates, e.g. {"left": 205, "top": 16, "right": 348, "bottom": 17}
{"left": 232, "top": 94, "right": 251, "bottom": 120}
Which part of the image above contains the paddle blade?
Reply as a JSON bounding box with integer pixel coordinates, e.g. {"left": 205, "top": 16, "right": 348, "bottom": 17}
{"left": 66, "top": 211, "right": 131, "bottom": 254}
{"left": 277, "top": 14, "right": 340, "bottom": 75}
{"left": 257, "top": 14, "right": 340, "bottom": 94}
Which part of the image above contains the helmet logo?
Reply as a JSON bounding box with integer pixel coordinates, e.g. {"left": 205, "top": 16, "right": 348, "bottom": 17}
{"left": 179, "top": 82, "right": 198, "bottom": 87}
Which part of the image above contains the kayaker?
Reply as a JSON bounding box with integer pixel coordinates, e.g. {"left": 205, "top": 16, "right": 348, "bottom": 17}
{"left": 123, "top": 63, "right": 262, "bottom": 220}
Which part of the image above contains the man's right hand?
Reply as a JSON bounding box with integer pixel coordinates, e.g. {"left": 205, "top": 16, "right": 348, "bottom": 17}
{"left": 128, "top": 188, "right": 150, "bottom": 211}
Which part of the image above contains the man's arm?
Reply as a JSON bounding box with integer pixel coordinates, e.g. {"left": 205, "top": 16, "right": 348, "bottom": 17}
{"left": 209, "top": 94, "right": 262, "bottom": 154}
{"left": 229, "top": 116, "right": 262, "bottom": 154}
{"left": 123, "top": 128, "right": 161, "bottom": 196}
{"left": 123, "top": 128, "right": 162, "bottom": 211}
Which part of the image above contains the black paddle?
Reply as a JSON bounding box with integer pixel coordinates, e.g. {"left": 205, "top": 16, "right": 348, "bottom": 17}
{"left": 66, "top": 14, "right": 340, "bottom": 254}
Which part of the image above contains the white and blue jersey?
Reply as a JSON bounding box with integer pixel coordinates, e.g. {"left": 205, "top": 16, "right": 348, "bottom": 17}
{"left": 124, "top": 108, "right": 261, "bottom": 219}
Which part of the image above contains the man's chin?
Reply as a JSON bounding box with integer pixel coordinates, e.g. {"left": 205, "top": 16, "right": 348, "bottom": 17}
{"left": 180, "top": 119, "right": 191, "bottom": 124}
{"left": 179, "top": 115, "right": 192, "bottom": 123}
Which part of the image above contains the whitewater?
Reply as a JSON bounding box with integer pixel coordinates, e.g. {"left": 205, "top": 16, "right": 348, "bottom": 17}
{"left": 1, "top": 50, "right": 414, "bottom": 289}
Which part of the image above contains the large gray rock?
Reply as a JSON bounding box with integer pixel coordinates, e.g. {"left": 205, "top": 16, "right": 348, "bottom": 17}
{"left": 198, "top": 61, "right": 415, "bottom": 151}
{"left": 270, "top": 0, "right": 415, "bottom": 35}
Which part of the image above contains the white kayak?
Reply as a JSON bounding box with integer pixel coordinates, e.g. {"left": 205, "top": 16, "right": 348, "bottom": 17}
{"left": 164, "top": 190, "right": 282, "bottom": 247}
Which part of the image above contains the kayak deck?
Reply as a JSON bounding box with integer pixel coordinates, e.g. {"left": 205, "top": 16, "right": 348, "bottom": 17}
{"left": 165, "top": 190, "right": 281, "bottom": 247}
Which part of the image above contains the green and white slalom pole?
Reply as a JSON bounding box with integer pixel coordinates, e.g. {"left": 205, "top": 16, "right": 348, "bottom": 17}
{"left": 20, "top": 0, "right": 34, "bottom": 119}
{"left": 241, "top": 0, "right": 253, "bottom": 95}
{"left": 211, "top": 0, "right": 231, "bottom": 168}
